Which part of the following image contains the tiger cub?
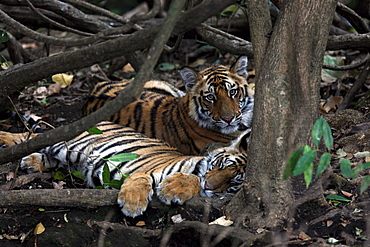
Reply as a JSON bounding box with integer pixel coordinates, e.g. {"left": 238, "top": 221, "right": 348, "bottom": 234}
{"left": 84, "top": 56, "right": 254, "bottom": 155}
{"left": 0, "top": 122, "right": 249, "bottom": 217}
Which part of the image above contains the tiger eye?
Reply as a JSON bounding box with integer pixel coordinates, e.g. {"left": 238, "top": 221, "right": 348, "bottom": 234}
{"left": 205, "top": 94, "right": 215, "bottom": 102}
{"left": 229, "top": 89, "right": 238, "bottom": 97}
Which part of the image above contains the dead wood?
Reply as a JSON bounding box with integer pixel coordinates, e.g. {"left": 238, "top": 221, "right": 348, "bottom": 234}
{"left": 0, "top": 188, "right": 118, "bottom": 207}
{"left": 92, "top": 220, "right": 162, "bottom": 238}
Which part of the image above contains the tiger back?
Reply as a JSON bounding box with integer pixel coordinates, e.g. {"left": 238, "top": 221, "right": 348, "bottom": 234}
{"left": 84, "top": 56, "right": 254, "bottom": 155}
{"left": 0, "top": 122, "right": 249, "bottom": 217}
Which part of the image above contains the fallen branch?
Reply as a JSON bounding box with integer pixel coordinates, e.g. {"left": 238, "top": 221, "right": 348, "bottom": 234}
{"left": 0, "top": 189, "right": 118, "bottom": 207}
{"left": 92, "top": 220, "right": 162, "bottom": 238}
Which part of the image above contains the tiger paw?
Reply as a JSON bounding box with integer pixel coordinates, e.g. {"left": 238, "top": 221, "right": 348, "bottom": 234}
{"left": 117, "top": 174, "right": 153, "bottom": 217}
{"left": 20, "top": 153, "right": 46, "bottom": 173}
{"left": 157, "top": 172, "right": 201, "bottom": 205}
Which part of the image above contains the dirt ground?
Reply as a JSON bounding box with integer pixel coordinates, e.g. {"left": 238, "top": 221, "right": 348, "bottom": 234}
{"left": 0, "top": 39, "right": 369, "bottom": 246}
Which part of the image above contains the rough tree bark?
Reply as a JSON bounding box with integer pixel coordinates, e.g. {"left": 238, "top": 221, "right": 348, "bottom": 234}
{"left": 225, "top": 0, "right": 338, "bottom": 230}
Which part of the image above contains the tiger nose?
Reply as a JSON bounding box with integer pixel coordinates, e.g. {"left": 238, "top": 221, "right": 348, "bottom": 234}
{"left": 221, "top": 116, "right": 234, "bottom": 123}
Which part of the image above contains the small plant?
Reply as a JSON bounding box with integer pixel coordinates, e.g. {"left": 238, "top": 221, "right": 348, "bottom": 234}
{"left": 95, "top": 153, "right": 139, "bottom": 189}
{"left": 283, "top": 116, "right": 370, "bottom": 194}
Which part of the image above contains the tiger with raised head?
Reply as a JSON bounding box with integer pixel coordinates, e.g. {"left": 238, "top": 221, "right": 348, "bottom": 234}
{"left": 84, "top": 56, "right": 254, "bottom": 155}
{"left": 0, "top": 122, "right": 249, "bottom": 217}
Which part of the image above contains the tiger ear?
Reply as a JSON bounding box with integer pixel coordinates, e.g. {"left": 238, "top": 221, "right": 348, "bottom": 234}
{"left": 180, "top": 67, "right": 201, "bottom": 91}
{"left": 230, "top": 56, "right": 248, "bottom": 78}
{"left": 229, "top": 129, "right": 251, "bottom": 153}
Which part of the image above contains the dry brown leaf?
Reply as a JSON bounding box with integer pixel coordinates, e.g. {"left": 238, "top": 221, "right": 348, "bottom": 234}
{"left": 33, "top": 86, "right": 48, "bottom": 97}
{"left": 189, "top": 59, "right": 207, "bottom": 67}
{"left": 209, "top": 216, "right": 233, "bottom": 226}
{"left": 52, "top": 181, "right": 66, "bottom": 189}
{"left": 6, "top": 172, "right": 15, "bottom": 181}
{"left": 298, "top": 231, "right": 311, "bottom": 240}
{"left": 22, "top": 43, "right": 38, "bottom": 49}
{"left": 52, "top": 73, "right": 73, "bottom": 88}
{"left": 48, "top": 83, "right": 62, "bottom": 95}
{"left": 34, "top": 222, "right": 45, "bottom": 235}
{"left": 320, "top": 96, "right": 343, "bottom": 113}
{"left": 341, "top": 190, "right": 353, "bottom": 197}
{"left": 171, "top": 214, "right": 184, "bottom": 224}
{"left": 123, "top": 63, "right": 135, "bottom": 72}
{"left": 136, "top": 221, "right": 146, "bottom": 227}
{"left": 327, "top": 220, "right": 333, "bottom": 227}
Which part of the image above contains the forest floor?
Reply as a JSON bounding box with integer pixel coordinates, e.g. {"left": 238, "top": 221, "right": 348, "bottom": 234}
{"left": 0, "top": 37, "right": 369, "bottom": 246}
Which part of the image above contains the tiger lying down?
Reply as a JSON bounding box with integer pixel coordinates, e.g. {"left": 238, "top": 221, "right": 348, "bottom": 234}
{"left": 0, "top": 122, "right": 249, "bottom": 217}
{"left": 84, "top": 56, "right": 254, "bottom": 155}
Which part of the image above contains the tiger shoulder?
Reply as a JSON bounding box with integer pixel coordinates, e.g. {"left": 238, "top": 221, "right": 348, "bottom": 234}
{"left": 84, "top": 56, "right": 254, "bottom": 155}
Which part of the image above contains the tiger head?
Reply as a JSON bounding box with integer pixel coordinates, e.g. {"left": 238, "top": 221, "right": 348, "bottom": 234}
{"left": 180, "top": 56, "right": 254, "bottom": 134}
{"left": 200, "top": 129, "right": 250, "bottom": 197}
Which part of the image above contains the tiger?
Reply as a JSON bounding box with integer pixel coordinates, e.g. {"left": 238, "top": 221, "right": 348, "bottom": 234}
{"left": 83, "top": 56, "right": 254, "bottom": 155}
{"left": 0, "top": 121, "right": 249, "bottom": 218}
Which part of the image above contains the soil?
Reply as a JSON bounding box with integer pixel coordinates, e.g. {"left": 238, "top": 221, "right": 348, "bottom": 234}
{"left": 0, "top": 39, "right": 369, "bottom": 246}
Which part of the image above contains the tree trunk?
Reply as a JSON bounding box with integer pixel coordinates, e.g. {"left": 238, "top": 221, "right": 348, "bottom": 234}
{"left": 225, "top": 0, "right": 338, "bottom": 229}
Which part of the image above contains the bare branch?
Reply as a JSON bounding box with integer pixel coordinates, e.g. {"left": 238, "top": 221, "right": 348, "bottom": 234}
{"left": 24, "top": 0, "right": 94, "bottom": 36}
{"left": 0, "top": 0, "right": 186, "bottom": 163}
{"left": 0, "top": 0, "right": 238, "bottom": 105}
{"left": 196, "top": 24, "right": 253, "bottom": 56}
{"left": 336, "top": 2, "right": 370, "bottom": 34}
{"left": 327, "top": 33, "right": 370, "bottom": 50}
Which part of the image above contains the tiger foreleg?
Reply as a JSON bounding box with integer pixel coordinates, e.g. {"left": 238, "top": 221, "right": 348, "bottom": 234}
{"left": 117, "top": 173, "right": 154, "bottom": 218}
{"left": 20, "top": 153, "right": 52, "bottom": 173}
{"left": 0, "top": 132, "right": 38, "bottom": 147}
{"left": 157, "top": 172, "right": 201, "bottom": 205}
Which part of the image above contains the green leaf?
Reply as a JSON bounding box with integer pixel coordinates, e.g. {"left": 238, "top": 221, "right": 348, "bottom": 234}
{"left": 322, "top": 120, "right": 333, "bottom": 151}
{"left": 312, "top": 117, "right": 324, "bottom": 149}
{"left": 0, "top": 30, "right": 9, "bottom": 43}
{"left": 283, "top": 147, "right": 304, "bottom": 180}
{"left": 303, "top": 145, "right": 312, "bottom": 153}
{"left": 323, "top": 55, "right": 344, "bottom": 78}
{"left": 107, "top": 179, "right": 124, "bottom": 190}
{"left": 293, "top": 150, "right": 317, "bottom": 176}
{"left": 360, "top": 175, "right": 370, "bottom": 194}
{"left": 87, "top": 127, "right": 103, "bottom": 134}
{"left": 303, "top": 163, "right": 314, "bottom": 188}
{"left": 70, "top": 170, "right": 84, "bottom": 180}
{"left": 352, "top": 162, "right": 370, "bottom": 178}
{"left": 53, "top": 170, "right": 66, "bottom": 180}
{"left": 316, "top": 153, "right": 331, "bottom": 178}
{"left": 325, "top": 194, "right": 351, "bottom": 202}
{"left": 157, "top": 62, "right": 178, "bottom": 71}
{"left": 102, "top": 163, "right": 111, "bottom": 184}
{"left": 340, "top": 159, "right": 353, "bottom": 178}
{"left": 106, "top": 153, "right": 139, "bottom": 162}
